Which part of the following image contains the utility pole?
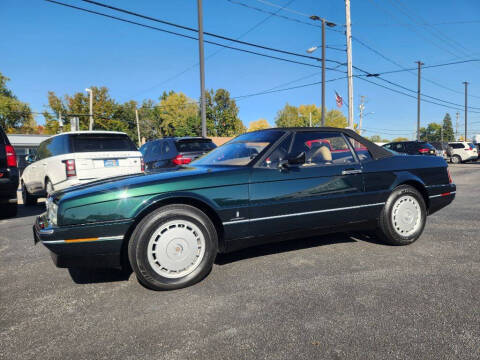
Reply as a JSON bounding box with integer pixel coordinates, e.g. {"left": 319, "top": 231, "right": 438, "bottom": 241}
{"left": 135, "top": 109, "right": 141, "bottom": 147}
{"left": 197, "top": 0, "right": 207, "bottom": 137}
{"left": 358, "top": 96, "right": 365, "bottom": 135}
{"left": 345, "top": 0, "right": 354, "bottom": 128}
{"left": 415, "top": 61, "right": 424, "bottom": 141}
{"left": 441, "top": 126, "right": 443, "bottom": 144}
{"left": 321, "top": 18, "right": 326, "bottom": 126}
{"left": 85, "top": 88, "right": 93, "bottom": 131}
{"left": 455, "top": 112, "right": 459, "bottom": 140}
{"left": 463, "top": 81, "right": 468, "bottom": 141}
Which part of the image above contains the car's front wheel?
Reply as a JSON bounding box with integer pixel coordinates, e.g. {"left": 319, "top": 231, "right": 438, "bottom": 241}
{"left": 128, "top": 204, "right": 218, "bottom": 290}
{"left": 376, "top": 185, "right": 427, "bottom": 246}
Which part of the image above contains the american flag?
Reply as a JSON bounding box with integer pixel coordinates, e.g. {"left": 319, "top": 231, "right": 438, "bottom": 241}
{"left": 335, "top": 91, "right": 343, "bottom": 108}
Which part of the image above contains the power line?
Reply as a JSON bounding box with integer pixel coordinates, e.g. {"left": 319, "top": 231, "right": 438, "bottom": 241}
{"left": 46, "top": 0, "right": 346, "bottom": 72}
{"left": 226, "top": 0, "right": 344, "bottom": 33}
{"left": 77, "top": 0, "right": 342, "bottom": 63}
{"left": 389, "top": 0, "right": 474, "bottom": 58}
{"left": 355, "top": 76, "right": 480, "bottom": 113}
{"left": 126, "top": 0, "right": 298, "bottom": 99}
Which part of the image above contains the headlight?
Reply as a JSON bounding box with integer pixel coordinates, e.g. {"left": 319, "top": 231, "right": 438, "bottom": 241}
{"left": 46, "top": 197, "right": 58, "bottom": 226}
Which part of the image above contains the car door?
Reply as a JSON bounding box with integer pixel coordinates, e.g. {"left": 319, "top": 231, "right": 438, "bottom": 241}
{"left": 248, "top": 130, "right": 366, "bottom": 237}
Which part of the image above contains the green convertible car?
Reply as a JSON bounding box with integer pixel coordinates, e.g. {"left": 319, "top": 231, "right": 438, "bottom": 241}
{"left": 34, "top": 128, "right": 455, "bottom": 290}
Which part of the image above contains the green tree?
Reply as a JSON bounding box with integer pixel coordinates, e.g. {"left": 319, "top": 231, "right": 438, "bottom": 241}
{"left": 275, "top": 103, "right": 301, "bottom": 127}
{"left": 248, "top": 118, "right": 270, "bottom": 132}
{"left": 157, "top": 92, "right": 200, "bottom": 136}
{"left": 206, "top": 89, "right": 245, "bottom": 136}
{"left": 419, "top": 122, "right": 442, "bottom": 142}
{"left": 0, "top": 72, "right": 35, "bottom": 133}
{"left": 392, "top": 137, "right": 409, "bottom": 142}
{"left": 442, "top": 113, "right": 455, "bottom": 141}
{"left": 325, "top": 109, "right": 347, "bottom": 128}
{"left": 367, "top": 135, "right": 390, "bottom": 143}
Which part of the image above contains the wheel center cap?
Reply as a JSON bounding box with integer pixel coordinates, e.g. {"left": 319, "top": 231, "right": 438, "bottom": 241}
{"left": 166, "top": 238, "right": 188, "bottom": 260}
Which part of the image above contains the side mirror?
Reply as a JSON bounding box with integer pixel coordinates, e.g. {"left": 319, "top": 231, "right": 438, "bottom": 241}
{"left": 25, "top": 154, "right": 36, "bottom": 163}
{"left": 278, "top": 152, "right": 306, "bottom": 169}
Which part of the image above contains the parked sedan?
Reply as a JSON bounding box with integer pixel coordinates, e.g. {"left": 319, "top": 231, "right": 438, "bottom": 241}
{"left": 139, "top": 137, "right": 216, "bottom": 171}
{"left": 33, "top": 128, "right": 456, "bottom": 290}
{"left": 382, "top": 141, "right": 436, "bottom": 156}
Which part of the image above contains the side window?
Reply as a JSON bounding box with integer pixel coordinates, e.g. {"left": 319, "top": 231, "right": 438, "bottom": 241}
{"left": 162, "top": 141, "right": 172, "bottom": 156}
{"left": 37, "top": 139, "right": 52, "bottom": 160}
{"left": 149, "top": 141, "right": 162, "bottom": 160}
{"left": 393, "top": 143, "right": 404, "bottom": 152}
{"left": 48, "top": 135, "right": 68, "bottom": 156}
{"left": 346, "top": 136, "right": 373, "bottom": 161}
{"left": 261, "top": 134, "right": 292, "bottom": 168}
{"left": 290, "top": 131, "right": 356, "bottom": 166}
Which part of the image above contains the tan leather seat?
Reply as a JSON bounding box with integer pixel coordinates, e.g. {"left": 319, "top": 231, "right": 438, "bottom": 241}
{"left": 308, "top": 144, "right": 332, "bottom": 164}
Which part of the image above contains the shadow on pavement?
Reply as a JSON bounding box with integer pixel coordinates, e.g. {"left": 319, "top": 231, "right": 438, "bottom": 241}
{"left": 215, "top": 232, "right": 360, "bottom": 265}
{"left": 65, "top": 232, "right": 385, "bottom": 284}
{"left": 15, "top": 203, "right": 46, "bottom": 219}
{"left": 68, "top": 268, "right": 132, "bottom": 284}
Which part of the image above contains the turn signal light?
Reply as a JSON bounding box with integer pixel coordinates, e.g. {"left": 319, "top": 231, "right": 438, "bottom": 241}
{"left": 172, "top": 155, "right": 192, "bottom": 165}
{"left": 62, "top": 159, "right": 76, "bottom": 177}
{"left": 447, "top": 168, "right": 453, "bottom": 184}
{"left": 140, "top": 158, "right": 145, "bottom": 172}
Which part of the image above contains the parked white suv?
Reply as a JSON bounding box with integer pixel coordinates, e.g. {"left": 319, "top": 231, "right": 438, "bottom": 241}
{"left": 21, "top": 131, "right": 144, "bottom": 205}
{"left": 447, "top": 141, "right": 478, "bottom": 164}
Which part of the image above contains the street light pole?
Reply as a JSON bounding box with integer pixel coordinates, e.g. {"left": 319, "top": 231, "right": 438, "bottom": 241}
{"left": 345, "top": 0, "right": 354, "bottom": 128}
{"left": 463, "top": 81, "right": 468, "bottom": 141}
{"left": 415, "top": 61, "right": 424, "bottom": 141}
{"left": 85, "top": 88, "right": 93, "bottom": 131}
{"left": 197, "top": 0, "right": 207, "bottom": 138}
{"left": 307, "top": 16, "right": 336, "bottom": 127}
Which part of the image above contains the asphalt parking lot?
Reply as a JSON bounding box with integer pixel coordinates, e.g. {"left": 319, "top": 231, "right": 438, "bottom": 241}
{"left": 1, "top": 164, "right": 479, "bottom": 360}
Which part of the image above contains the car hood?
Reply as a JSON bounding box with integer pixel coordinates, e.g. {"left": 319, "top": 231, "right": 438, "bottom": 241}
{"left": 54, "top": 165, "right": 250, "bottom": 204}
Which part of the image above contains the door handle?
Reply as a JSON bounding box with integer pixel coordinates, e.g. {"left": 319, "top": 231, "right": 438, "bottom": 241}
{"left": 342, "top": 169, "right": 362, "bottom": 175}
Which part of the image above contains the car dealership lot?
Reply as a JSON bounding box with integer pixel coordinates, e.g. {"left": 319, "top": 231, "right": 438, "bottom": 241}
{"left": 1, "top": 165, "right": 479, "bottom": 359}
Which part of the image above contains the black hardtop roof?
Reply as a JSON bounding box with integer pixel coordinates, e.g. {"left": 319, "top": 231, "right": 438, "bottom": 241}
{"left": 252, "top": 127, "right": 393, "bottom": 160}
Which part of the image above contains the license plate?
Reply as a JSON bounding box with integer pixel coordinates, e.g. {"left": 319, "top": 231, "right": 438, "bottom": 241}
{"left": 104, "top": 159, "right": 119, "bottom": 167}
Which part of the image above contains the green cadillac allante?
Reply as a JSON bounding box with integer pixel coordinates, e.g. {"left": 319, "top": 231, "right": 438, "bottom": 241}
{"left": 34, "top": 128, "right": 455, "bottom": 290}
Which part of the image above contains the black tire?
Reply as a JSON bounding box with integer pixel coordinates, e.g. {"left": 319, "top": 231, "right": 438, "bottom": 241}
{"left": 376, "top": 185, "right": 427, "bottom": 246}
{"left": 1, "top": 202, "right": 17, "bottom": 218}
{"left": 451, "top": 155, "right": 461, "bottom": 164}
{"left": 21, "top": 182, "right": 37, "bottom": 206}
{"left": 128, "top": 204, "right": 218, "bottom": 290}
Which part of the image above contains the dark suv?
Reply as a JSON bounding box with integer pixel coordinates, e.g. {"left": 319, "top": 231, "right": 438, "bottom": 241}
{"left": 383, "top": 141, "right": 436, "bottom": 156}
{"left": 0, "top": 126, "right": 19, "bottom": 217}
{"left": 139, "top": 137, "right": 216, "bottom": 171}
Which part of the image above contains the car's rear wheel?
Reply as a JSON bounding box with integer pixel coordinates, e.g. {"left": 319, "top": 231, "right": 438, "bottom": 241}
{"left": 21, "top": 182, "right": 37, "bottom": 206}
{"left": 451, "top": 155, "right": 461, "bottom": 164}
{"left": 128, "top": 204, "right": 218, "bottom": 290}
{"left": 376, "top": 185, "right": 426, "bottom": 246}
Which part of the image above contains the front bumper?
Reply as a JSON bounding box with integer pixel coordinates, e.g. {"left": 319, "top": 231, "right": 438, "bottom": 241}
{"left": 34, "top": 213, "right": 133, "bottom": 268}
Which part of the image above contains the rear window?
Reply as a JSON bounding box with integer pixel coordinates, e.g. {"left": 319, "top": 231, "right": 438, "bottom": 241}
{"left": 175, "top": 139, "right": 216, "bottom": 153}
{"left": 71, "top": 134, "right": 137, "bottom": 152}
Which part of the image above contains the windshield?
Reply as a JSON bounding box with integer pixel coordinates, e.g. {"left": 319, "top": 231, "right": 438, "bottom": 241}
{"left": 193, "top": 130, "right": 284, "bottom": 166}
{"left": 175, "top": 139, "right": 216, "bottom": 152}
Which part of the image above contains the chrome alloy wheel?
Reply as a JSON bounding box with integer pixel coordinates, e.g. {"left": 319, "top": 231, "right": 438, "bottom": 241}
{"left": 391, "top": 195, "right": 422, "bottom": 237}
{"left": 147, "top": 219, "right": 206, "bottom": 279}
